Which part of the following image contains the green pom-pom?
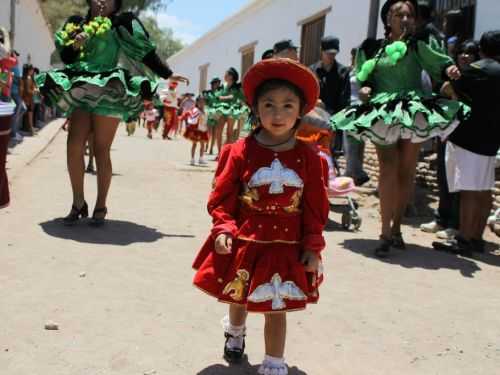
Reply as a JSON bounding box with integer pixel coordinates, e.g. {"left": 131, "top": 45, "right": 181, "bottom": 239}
{"left": 60, "top": 31, "right": 69, "bottom": 40}
{"left": 385, "top": 41, "right": 407, "bottom": 65}
{"left": 357, "top": 58, "right": 377, "bottom": 81}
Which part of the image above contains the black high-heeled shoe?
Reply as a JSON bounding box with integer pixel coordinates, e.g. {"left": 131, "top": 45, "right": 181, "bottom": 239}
{"left": 89, "top": 207, "right": 108, "bottom": 227}
{"left": 63, "top": 201, "right": 89, "bottom": 226}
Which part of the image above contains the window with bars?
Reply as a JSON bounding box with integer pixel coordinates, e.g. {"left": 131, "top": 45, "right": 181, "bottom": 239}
{"left": 434, "top": 0, "right": 476, "bottom": 39}
{"left": 241, "top": 49, "right": 255, "bottom": 78}
{"left": 300, "top": 15, "right": 325, "bottom": 66}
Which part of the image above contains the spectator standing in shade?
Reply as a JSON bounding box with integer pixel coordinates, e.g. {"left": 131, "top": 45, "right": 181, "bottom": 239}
{"left": 9, "top": 51, "right": 25, "bottom": 143}
{"left": 309, "top": 36, "right": 351, "bottom": 153}
{"left": 343, "top": 47, "right": 369, "bottom": 185}
{"left": 433, "top": 31, "right": 500, "bottom": 257}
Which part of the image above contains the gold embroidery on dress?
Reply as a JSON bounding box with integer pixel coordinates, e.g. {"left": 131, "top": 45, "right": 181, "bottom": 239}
{"left": 223, "top": 269, "right": 250, "bottom": 301}
{"left": 283, "top": 189, "right": 303, "bottom": 213}
{"left": 240, "top": 185, "right": 261, "bottom": 210}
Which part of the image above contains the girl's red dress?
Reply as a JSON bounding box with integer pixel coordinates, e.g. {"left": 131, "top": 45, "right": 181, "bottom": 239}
{"left": 193, "top": 136, "right": 329, "bottom": 313}
{"left": 183, "top": 107, "right": 209, "bottom": 142}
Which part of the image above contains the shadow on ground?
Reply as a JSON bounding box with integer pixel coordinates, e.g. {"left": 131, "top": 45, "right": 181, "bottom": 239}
{"left": 39, "top": 219, "right": 194, "bottom": 246}
{"left": 197, "top": 360, "right": 307, "bottom": 375}
{"left": 341, "top": 238, "right": 485, "bottom": 278}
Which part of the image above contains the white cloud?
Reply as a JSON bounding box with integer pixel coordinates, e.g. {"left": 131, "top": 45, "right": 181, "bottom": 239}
{"left": 149, "top": 12, "right": 202, "bottom": 45}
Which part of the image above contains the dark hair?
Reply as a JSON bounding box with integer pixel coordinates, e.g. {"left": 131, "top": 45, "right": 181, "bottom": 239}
{"left": 383, "top": 1, "right": 417, "bottom": 39}
{"left": 480, "top": 30, "right": 500, "bottom": 59}
{"left": 226, "top": 67, "right": 239, "bottom": 83}
{"left": 250, "top": 79, "right": 306, "bottom": 128}
{"left": 444, "top": 9, "right": 464, "bottom": 38}
{"left": 86, "top": 0, "right": 122, "bottom": 14}
{"left": 457, "top": 39, "right": 480, "bottom": 60}
{"left": 418, "top": 4, "right": 432, "bottom": 21}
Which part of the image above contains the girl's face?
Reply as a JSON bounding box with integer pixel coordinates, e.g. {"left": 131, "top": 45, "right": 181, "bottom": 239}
{"left": 389, "top": 2, "right": 416, "bottom": 39}
{"left": 224, "top": 72, "right": 235, "bottom": 85}
{"left": 197, "top": 99, "right": 205, "bottom": 110}
{"left": 457, "top": 51, "right": 476, "bottom": 69}
{"left": 91, "top": 0, "right": 116, "bottom": 17}
{"left": 256, "top": 87, "right": 301, "bottom": 139}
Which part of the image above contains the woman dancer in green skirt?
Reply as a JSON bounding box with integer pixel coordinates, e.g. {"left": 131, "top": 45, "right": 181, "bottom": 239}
{"left": 37, "top": 0, "right": 188, "bottom": 226}
{"left": 331, "top": 0, "right": 468, "bottom": 257}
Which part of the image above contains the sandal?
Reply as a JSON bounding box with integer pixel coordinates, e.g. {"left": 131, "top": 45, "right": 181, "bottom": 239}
{"left": 374, "top": 236, "right": 392, "bottom": 258}
{"left": 63, "top": 201, "right": 88, "bottom": 226}
{"left": 392, "top": 232, "right": 406, "bottom": 250}
{"left": 89, "top": 207, "right": 108, "bottom": 227}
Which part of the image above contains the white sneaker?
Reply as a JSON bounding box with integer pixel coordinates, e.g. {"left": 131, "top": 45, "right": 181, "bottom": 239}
{"left": 420, "top": 221, "right": 443, "bottom": 233}
{"left": 15, "top": 133, "right": 23, "bottom": 142}
{"left": 198, "top": 158, "right": 207, "bottom": 165}
{"left": 190, "top": 158, "right": 196, "bottom": 166}
{"left": 436, "top": 228, "right": 459, "bottom": 240}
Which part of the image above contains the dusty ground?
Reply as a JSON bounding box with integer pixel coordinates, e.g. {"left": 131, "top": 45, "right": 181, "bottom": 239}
{"left": 1, "top": 121, "right": 499, "bottom": 375}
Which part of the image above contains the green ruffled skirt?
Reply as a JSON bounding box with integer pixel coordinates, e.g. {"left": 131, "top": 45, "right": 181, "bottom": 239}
{"left": 331, "top": 91, "right": 470, "bottom": 145}
{"left": 212, "top": 101, "right": 248, "bottom": 120}
{"left": 35, "top": 67, "right": 157, "bottom": 122}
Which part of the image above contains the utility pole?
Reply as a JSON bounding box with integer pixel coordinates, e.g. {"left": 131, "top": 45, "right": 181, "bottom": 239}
{"left": 367, "top": 0, "right": 380, "bottom": 38}
{"left": 10, "top": 0, "right": 16, "bottom": 46}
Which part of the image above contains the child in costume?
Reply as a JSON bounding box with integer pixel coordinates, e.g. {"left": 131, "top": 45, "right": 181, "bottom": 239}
{"left": 203, "top": 77, "right": 222, "bottom": 154}
{"left": 160, "top": 80, "right": 179, "bottom": 140}
{"left": 144, "top": 100, "right": 158, "bottom": 139}
{"left": 331, "top": 0, "right": 469, "bottom": 257}
{"left": 192, "top": 59, "right": 329, "bottom": 375}
{"left": 213, "top": 68, "right": 245, "bottom": 153}
{"left": 35, "top": 0, "right": 188, "bottom": 226}
{"left": 183, "top": 96, "right": 209, "bottom": 166}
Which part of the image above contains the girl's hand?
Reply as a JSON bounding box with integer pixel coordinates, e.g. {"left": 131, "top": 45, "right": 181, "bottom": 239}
{"left": 215, "top": 233, "right": 233, "bottom": 255}
{"left": 440, "top": 81, "right": 458, "bottom": 100}
{"left": 73, "top": 32, "right": 89, "bottom": 50}
{"left": 446, "top": 65, "right": 461, "bottom": 80}
{"left": 359, "top": 87, "right": 372, "bottom": 103}
{"left": 300, "top": 251, "right": 320, "bottom": 273}
{"left": 170, "top": 75, "right": 190, "bottom": 85}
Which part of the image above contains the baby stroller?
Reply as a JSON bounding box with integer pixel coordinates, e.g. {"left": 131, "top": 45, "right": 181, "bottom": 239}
{"left": 298, "top": 106, "right": 362, "bottom": 231}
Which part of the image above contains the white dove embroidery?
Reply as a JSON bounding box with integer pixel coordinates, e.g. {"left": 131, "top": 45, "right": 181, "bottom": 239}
{"left": 248, "top": 159, "right": 304, "bottom": 194}
{"left": 247, "top": 273, "right": 307, "bottom": 310}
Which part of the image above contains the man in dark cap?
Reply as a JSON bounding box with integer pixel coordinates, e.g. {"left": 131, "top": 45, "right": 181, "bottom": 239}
{"left": 415, "top": 0, "right": 446, "bottom": 51}
{"left": 273, "top": 39, "right": 299, "bottom": 61}
{"left": 309, "top": 35, "right": 350, "bottom": 152}
{"left": 261, "top": 49, "right": 274, "bottom": 60}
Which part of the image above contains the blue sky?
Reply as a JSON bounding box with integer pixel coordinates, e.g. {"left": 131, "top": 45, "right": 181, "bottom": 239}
{"left": 153, "top": 0, "right": 251, "bottom": 44}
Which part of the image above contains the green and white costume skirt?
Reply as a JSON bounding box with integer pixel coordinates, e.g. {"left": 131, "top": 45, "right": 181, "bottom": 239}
{"left": 212, "top": 101, "right": 248, "bottom": 120}
{"left": 331, "top": 91, "right": 470, "bottom": 146}
{"left": 36, "top": 67, "right": 157, "bottom": 122}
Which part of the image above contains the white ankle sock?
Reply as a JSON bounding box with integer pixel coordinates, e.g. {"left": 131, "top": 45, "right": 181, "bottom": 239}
{"left": 258, "top": 355, "right": 287, "bottom": 375}
{"left": 221, "top": 315, "right": 245, "bottom": 350}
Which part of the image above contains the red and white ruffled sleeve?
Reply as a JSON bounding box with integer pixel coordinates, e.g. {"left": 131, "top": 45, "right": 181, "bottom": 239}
{"left": 301, "top": 149, "right": 329, "bottom": 253}
{"left": 207, "top": 143, "right": 243, "bottom": 240}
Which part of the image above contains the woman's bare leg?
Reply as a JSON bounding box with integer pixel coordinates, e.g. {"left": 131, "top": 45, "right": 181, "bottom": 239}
{"left": 67, "top": 109, "right": 92, "bottom": 208}
{"left": 375, "top": 145, "right": 399, "bottom": 239}
{"left": 225, "top": 117, "right": 235, "bottom": 145}
{"left": 393, "top": 140, "right": 421, "bottom": 234}
{"left": 215, "top": 116, "right": 226, "bottom": 155}
{"left": 92, "top": 115, "right": 119, "bottom": 211}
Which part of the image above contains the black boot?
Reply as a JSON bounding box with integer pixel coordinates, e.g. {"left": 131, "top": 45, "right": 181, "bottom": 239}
{"left": 374, "top": 236, "right": 392, "bottom": 258}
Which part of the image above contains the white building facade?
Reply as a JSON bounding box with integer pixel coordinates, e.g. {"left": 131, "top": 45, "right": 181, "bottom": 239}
{"left": 0, "top": 0, "right": 54, "bottom": 70}
{"left": 168, "top": 0, "right": 499, "bottom": 96}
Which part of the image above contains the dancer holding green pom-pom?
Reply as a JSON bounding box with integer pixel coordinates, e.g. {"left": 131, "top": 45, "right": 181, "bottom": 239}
{"left": 331, "top": 0, "right": 469, "bottom": 258}
{"left": 36, "top": 0, "right": 188, "bottom": 226}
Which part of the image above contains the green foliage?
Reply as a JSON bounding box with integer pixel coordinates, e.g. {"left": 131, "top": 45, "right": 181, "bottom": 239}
{"left": 140, "top": 16, "right": 183, "bottom": 60}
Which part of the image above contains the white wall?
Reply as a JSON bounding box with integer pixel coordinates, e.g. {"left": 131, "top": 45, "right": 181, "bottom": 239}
{"left": 474, "top": 0, "right": 500, "bottom": 38}
{"left": 0, "top": 0, "right": 54, "bottom": 70}
{"left": 168, "top": 0, "right": 372, "bottom": 96}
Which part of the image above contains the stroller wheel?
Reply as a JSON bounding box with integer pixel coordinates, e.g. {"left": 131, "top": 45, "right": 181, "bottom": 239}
{"left": 352, "top": 216, "right": 362, "bottom": 231}
{"left": 341, "top": 212, "right": 352, "bottom": 230}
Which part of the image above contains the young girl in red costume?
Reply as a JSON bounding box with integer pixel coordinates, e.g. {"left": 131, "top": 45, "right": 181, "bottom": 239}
{"left": 183, "top": 96, "right": 209, "bottom": 165}
{"left": 160, "top": 80, "right": 179, "bottom": 140}
{"left": 192, "top": 59, "right": 329, "bottom": 374}
{"left": 144, "top": 100, "right": 158, "bottom": 139}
